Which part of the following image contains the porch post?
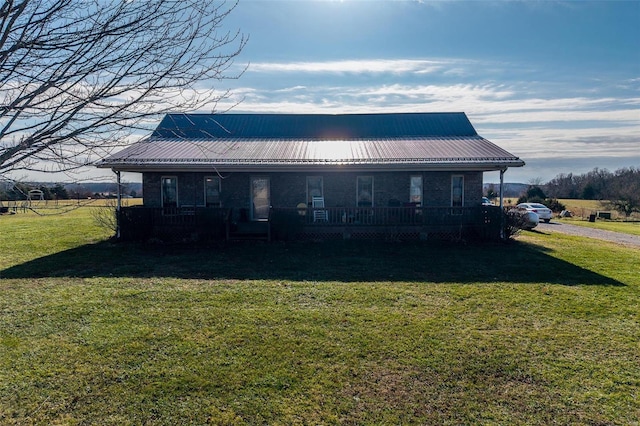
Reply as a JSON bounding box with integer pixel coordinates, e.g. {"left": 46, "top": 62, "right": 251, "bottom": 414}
{"left": 115, "top": 169, "right": 121, "bottom": 239}
{"left": 499, "top": 168, "right": 505, "bottom": 240}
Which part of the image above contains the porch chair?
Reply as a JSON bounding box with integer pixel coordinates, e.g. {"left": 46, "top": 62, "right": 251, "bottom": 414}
{"left": 312, "top": 196, "right": 328, "bottom": 222}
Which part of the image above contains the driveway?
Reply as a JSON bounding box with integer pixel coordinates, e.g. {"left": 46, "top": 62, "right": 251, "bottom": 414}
{"left": 535, "top": 221, "right": 640, "bottom": 248}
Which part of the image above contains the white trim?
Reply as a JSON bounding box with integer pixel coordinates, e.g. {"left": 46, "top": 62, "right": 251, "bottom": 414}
{"left": 410, "top": 175, "right": 423, "bottom": 205}
{"left": 204, "top": 175, "right": 221, "bottom": 207}
{"left": 451, "top": 174, "right": 464, "bottom": 207}
{"left": 306, "top": 176, "right": 324, "bottom": 205}
{"left": 356, "top": 175, "right": 374, "bottom": 207}
{"left": 101, "top": 163, "right": 522, "bottom": 173}
{"left": 161, "top": 175, "right": 178, "bottom": 208}
{"left": 250, "top": 176, "right": 270, "bottom": 221}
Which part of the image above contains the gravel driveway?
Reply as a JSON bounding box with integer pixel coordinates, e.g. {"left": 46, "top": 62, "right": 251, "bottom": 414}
{"left": 535, "top": 221, "right": 640, "bottom": 248}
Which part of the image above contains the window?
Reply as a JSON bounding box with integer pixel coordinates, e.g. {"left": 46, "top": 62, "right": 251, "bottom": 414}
{"left": 204, "top": 176, "right": 221, "bottom": 207}
{"left": 306, "top": 176, "right": 324, "bottom": 205}
{"left": 357, "top": 176, "right": 374, "bottom": 207}
{"left": 410, "top": 175, "right": 422, "bottom": 205}
{"left": 161, "top": 176, "right": 178, "bottom": 208}
{"left": 251, "top": 176, "right": 270, "bottom": 220}
{"left": 451, "top": 175, "right": 464, "bottom": 207}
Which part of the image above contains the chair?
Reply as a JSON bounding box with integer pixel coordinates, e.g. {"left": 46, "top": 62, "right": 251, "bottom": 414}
{"left": 312, "top": 196, "right": 328, "bottom": 222}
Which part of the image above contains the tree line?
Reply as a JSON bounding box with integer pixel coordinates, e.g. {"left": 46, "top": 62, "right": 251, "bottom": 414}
{"left": 544, "top": 167, "right": 639, "bottom": 217}
{"left": 0, "top": 182, "right": 70, "bottom": 200}
{"left": 0, "top": 182, "right": 139, "bottom": 201}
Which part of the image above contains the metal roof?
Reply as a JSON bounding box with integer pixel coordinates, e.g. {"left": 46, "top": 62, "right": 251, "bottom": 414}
{"left": 97, "top": 113, "right": 525, "bottom": 172}
{"left": 152, "top": 112, "right": 478, "bottom": 139}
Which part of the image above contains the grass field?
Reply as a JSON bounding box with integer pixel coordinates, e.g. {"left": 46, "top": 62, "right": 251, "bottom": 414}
{"left": 559, "top": 218, "right": 640, "bottom": 236}
{"left": 1, "top": 207, "right": 639, "bottom": 425}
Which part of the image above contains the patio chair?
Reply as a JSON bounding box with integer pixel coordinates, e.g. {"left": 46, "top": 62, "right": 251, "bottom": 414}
{"left": 312, "top": 196, "right": 328, "bottom": 222}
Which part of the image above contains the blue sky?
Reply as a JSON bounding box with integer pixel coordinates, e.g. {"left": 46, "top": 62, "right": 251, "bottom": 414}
{"left": 209, "top": 0, "right": 639, "bottom": 183}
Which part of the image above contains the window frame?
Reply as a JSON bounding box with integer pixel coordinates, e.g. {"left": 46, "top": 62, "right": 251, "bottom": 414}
{"left": 250, "top": 176, "right": 271, "bottom": 221}
{"left": 410, "top": 175, "right": 423, "bottom": 206}
{"left": 356, "top": 176, "right": 374, "bottom": 207}
{"left": 161, "top": 176, "right": 178, "bottom": 208}
{"left": 451, "top": 175, "right": 464, "bottom": 207}
{"left": 204, "top": 176, "right": 221, "bottom": 207}
{"left": 306, "top": 176, "right": 324, "bottom": 206}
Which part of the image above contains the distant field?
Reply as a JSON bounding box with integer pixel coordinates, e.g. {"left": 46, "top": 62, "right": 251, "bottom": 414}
{"left": 501, "top": 198, "right": 637, "bottom": 221}
{"left": 0, "top": 197, "right": 142, "bottom": 211}
{"left": 1, "top": 206, "right": 639, "bottom": 424}
{"left": 558, "top": 199, "right": 607, "bottom": 218}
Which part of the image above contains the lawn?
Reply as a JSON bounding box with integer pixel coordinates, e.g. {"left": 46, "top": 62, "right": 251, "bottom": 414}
{"left": 1, "top": 208, "right": 639, "bottom": 425}
{"left": 557, "top": 217, "right": 640, "bottom": 236}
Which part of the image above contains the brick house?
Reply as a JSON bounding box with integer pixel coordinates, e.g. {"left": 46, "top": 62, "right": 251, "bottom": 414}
{"left": 97, "top": 112, "right": 524, "bottom": 241}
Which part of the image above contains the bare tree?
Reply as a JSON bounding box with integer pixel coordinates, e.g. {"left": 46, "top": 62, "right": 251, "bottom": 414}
{"left": 1, "top": 0, "right": 246, "bottom": 178}
{"left": 605, "top": 167, "right": 640, "bottom": 218}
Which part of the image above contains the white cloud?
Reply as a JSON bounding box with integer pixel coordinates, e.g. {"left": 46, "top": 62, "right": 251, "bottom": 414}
{"left": 213, "top": 79, "right": 640, "bottom": 179}
{"left": 248, "top": 59, "right": 457, "bottom": 75}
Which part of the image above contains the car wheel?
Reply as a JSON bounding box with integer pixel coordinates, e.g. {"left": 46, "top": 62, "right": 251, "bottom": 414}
{"left": 544, "top": 219, "right": 550, "bottom": 223}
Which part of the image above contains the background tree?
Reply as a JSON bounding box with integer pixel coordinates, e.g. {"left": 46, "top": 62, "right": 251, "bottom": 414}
{"left": 485, "top": 184, "right": 497, "bottom": 199}
{"left": 604, "top": 167, "right": 640, "bottom": 218}
{"left": 517, "top": 185, "right": 546, "bottom": 204}
{"left": 51, "top": 183, "right": 69, "bottom": 200}
{"left": 1, "top": 0, "right": 246, "bottom": 178}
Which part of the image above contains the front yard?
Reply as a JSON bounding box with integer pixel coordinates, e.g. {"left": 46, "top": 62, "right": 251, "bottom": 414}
{"left": 1, "top": 208, "right": 638, "bottom": 424}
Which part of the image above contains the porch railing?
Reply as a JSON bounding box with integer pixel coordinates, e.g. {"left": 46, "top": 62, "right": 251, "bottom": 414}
{"left": 119, "top": 206, "right": 229, "bottom": 241}
{"left": 273, "top": 206, "right": 483, "bottom": 226}
{"left": 119, "top": 205, "right": 502, "bottom": 242}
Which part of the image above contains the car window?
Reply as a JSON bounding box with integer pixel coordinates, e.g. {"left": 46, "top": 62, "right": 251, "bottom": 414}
{"left": 531, "top": 204, "right": 546, "bottom": 208}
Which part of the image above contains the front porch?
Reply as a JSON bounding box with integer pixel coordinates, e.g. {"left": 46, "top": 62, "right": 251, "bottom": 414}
{"left": 118, "top": 205, "right": 503, "bottom": 242}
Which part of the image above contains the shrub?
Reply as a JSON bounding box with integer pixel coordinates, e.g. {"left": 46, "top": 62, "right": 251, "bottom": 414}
{"left": 544, "top": 198, "right": 565, "bottom": 212}
{"left": 503, "top": 208, "right": 525, "bottom": 240}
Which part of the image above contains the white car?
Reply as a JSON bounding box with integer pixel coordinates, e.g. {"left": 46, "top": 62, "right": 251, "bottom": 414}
{"left": 520, "top": 211, "right": 539, "bottom": 229}
{"left": 482, "top": 197, "right": 494, "bottom": 206}
{"left": 517, "top": 203, "right": 552, "bottom": 223}
{"left": 507, "top": 209, "right": 539, "bottom": 230}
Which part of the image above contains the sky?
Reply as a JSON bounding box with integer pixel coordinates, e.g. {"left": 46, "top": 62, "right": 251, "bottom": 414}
{"left": 215, "top": 0, "right": 640, "bottom": 184}
{"left": 24, "top": 0, "right": 640, "bottom": 184}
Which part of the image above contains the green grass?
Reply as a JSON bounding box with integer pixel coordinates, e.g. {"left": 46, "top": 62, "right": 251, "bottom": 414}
{"left": 1, "top": 208, "right": 639, "bottom": 425}
{"left": 557, "top": 217, "right": 640, "bottom": 236}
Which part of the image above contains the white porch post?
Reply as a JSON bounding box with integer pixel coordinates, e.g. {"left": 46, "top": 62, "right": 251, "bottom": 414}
{"left": 115, "top": 170, "right": 121, "bottom": 239}
{"left": 499, "top": 168, "right": 505, "bottom": 240}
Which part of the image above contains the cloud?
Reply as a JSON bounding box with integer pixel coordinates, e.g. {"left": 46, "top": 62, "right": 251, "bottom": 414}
{"left": 248, "top": 59, "right": 458, "bottom": 75}
{"left": 213, "top": 79, "right": 639, "bottom": 179}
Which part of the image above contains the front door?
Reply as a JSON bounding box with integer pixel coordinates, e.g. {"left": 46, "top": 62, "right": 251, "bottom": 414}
{"left": 251, "top": 177, "right": 270, "bottom": 220}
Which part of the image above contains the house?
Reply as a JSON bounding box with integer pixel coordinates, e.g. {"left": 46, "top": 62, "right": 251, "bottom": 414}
{"left": 96, "top": 112, "right": 524, "bottom": 241}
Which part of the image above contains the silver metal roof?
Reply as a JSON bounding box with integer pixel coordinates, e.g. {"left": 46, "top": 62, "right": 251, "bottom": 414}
{"left": 97, "top": 113, "right": 525, "bottom": 172}
{"left": 98, "top": 136, "right": 525, "bottom": 172}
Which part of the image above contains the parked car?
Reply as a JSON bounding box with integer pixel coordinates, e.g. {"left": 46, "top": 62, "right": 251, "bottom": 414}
{"left": 520, "top": 211, "right": 539, "bottom": 229}
{"left": 481, "top": 197, "right": 494, "bottom": 206}
{"left": 517, "top": 202, "right": 552, "bottom": 223}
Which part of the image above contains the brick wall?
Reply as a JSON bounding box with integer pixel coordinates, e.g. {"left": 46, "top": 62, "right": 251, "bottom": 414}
{"left": 142, "top": 170, "right": 484, "bottom": 209}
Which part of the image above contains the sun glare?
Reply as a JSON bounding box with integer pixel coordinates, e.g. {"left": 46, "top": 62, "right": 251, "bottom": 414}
{"left": 312, "top": 140, "right": 353, "bottom": 161}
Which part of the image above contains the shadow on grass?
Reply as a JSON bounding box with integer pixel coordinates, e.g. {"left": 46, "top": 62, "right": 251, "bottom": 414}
{"left": 0, "top": 239, "right": 624, "bottom": 286}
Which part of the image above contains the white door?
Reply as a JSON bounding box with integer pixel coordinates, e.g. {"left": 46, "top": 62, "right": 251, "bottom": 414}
{"left": 251, "top": 177, "right": 270, "bottom": 220}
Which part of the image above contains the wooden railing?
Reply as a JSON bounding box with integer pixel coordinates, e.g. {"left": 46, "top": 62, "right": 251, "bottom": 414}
{"left": 119, "top": 205, "right": 502, "bottom": 241}
{"left": 119, "top": 206, "right": 229, "bottom": 241}
{"left": 272, "top": 206, "right": 484, "bottom": 227}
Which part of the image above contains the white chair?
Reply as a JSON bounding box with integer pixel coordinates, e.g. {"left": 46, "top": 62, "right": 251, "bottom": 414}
{"left": 312, "top": 196, "right": 328, "bottom": 222}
